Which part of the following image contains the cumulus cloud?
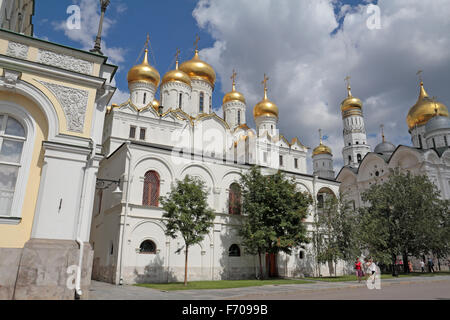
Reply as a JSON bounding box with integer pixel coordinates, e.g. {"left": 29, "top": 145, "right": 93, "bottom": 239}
{"left": 193, "top": 0, "right": 450, "bottom": 172}
{"left": 52, "top": 0, "right": 126, "bottom": 66}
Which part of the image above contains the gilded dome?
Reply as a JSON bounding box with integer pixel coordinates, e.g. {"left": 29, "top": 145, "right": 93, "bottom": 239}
{"left": 253, "top": 87, "right": 278, "bottom": 119}
{"left": 162, "top": 60, "right": 191, "bottom": 87}
{"left": 179, "top": 50, "right": 216, "bottom": 88}
{"left": 406, "top": 82, "right": 449, "bottom": 130}
{"left": 127, "top": 49, "right": 160, "bottom": 87}
{"left": 223, "top": 82, "right": 246, "bottom": 104}
{"left": 313, "top": 143, "right": 332, "bottom": 156}
{"left": 341, "top": 86, "right": 363, "bottom": 112}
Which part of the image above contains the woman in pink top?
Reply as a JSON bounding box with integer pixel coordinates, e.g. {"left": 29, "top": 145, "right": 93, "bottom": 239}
{"left": 355, "top": 258, "right": 363, "bottom": 283}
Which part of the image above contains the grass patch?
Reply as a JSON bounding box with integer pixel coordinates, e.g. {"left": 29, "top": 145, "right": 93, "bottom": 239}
{"left": 135, "top": 279, "right": 313, "bottom": 291}
{"left": 305, "top": 271, "right": 450, "bottom": 282}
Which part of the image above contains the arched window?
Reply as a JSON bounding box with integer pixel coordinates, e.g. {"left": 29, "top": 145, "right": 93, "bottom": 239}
{"left": 0, "top": 114, "right": 26, "bottom": 217}
{"left": 228, "top": 183, "right": 241, "bottom": 215}
{"left": 229, "top": 244, "right": 241, "bottom": 257}
{"left": 357, "top": 154, "right": 362, "bottom": 163}
{"left": 143, "top": 171, "right": 160, "bottom": 207}
{"left": 199, "top": 92, "right": 204, "bottom": 113}
{"left": 237, "top": 110, "right": 241, "bottom": 125}
{"left": 299, "top": 251, "right": 305, "bottom": 260}
{"left": 143, "top": 92, "right": 147, "bottom": 105}
{"left": 179, "top": 93, "right": 183, "bottom": 109}
{"left": 139, "top": 240, "right": 156, "bottom": 254}
{"left": 348, "top": 155, "right": 352, "bottom": 164}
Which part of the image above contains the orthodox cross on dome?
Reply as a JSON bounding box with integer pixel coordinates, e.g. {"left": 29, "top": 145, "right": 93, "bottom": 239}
{"left": 231, "top": 69, "right": 237, "bottom": 91}
{"left": 262, "top": 73, "right": 269, "bottom": 99}
{"left": 175, "top": 48, "right": 180, "bottom": 69}
{"left": 417, "top": 70, "right": 423, "bottom": 83}
{"left": 345, "top": 75, "right": 352, "bottom": 96}
{"left": 136, "top": 34, "right": 151, "bottom": 64}
{"left": 380, "top": 124, "right": 385, "bottom": 143}
{"left": 194, "top": 34, "right": 200, "bottom": 53}
{"left": 319, "top": 129, "right": 323, "bottom": 145}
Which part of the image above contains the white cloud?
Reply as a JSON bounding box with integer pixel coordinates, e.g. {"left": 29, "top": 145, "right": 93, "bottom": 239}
{"left": 193, "top": 0, "right": 450, "bottom": 172}
{"left": 53, "top": 0, "right": 126, "bottom": 66}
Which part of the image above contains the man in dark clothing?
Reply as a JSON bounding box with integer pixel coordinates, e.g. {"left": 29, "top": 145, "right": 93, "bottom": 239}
{"left": 428, "top": 258, "right": 435, "bottom": 273}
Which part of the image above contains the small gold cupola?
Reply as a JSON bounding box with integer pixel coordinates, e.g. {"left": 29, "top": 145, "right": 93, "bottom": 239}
{"left": 341, "top": 76, "right": 363, "bottom": 115}
{"left": 223, "top": 69, "right": 246, "bottom": 104}
{"left": 313, "top": 129, "right": 332, "bottom": 156}
{"left": 253, "top": 74, "right": 279, "bottom": 119}
{"left": 162, "top": 49, "right": 192, "bottom": 87}
{"left": 127, "top": 37, "right": 160, "bottom": 87}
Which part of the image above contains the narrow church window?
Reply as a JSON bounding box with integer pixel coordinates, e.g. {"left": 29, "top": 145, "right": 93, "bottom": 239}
{"left": 294, "top": 158, "right": 299, "bottom": 169}
{"left": 199, "top": 92, "right": 204, "bottom": 113}
{"left": 279, "top": 155, "right": 283, "bottom": 166}
{"left": 143, "top": 93, "right": 147, "bottom": 105}
{"left": 418, "top": 134, "right": 423, "bottom": 149}
{"left": 357, "top": 154, "right": 362, "bottom": 163}
{"left": 129, "top": 126, "right": 136, "bottom": 139}
{"left": 299, "top": 251, "right": 305, "bottom": 260}
{"left": 179, "top": 93, "right": 183, "bottom": 109}
{"left": 110, "top": 242, "right": 114, "bottom": 255}
{"left": 224, "top": 111, "right": 226, "bottom": 122}
{"left": 348, "top": 155, "right": 352, "bottom": 164}
{"left": 229, "top": 183, "right": 242, "bottom": 215}
{"left": 433, "top": 138, "right": 437, "bottom": 149}
{"left": 238, "top": 110, "right": 241, "bottom": 125}
{"left": 0, "top": 114, "right": 26, "bottom": 217}
{"left": 140, "top": 128, "right": 146, "bottom": 141}
{"left": 445, "top": 136, "right": 448, "bottom": 147}
{"left": 229, "top": 244, "right": 241, "bottom": 257}
{"left": 143, "top": 171, "right": 160, "bottom": 207}
{"left": 210, "top": 96, "right": 212, "bottom": 113}
{"left": 139, "top": 240, "right": 156, "bottom": 254}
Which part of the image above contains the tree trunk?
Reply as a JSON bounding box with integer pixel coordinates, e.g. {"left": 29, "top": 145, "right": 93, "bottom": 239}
{"left": 438, "top": 258, "right": 441, "bottom": 271}
{"left": 403, "top": 251, "right": 409, "bottom": 274}
{"left": 392, "top": 253, "right": 398, "bottom": 277}
{"left": 258, "top": 249, "right": 264, "bottom": 280}
{"left": 184, "top": 245, "right": 189, "bottom": 286}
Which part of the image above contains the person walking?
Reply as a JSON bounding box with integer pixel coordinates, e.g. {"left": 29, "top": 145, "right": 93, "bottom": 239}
{"left": 428, "top": 258, "right": 434, "bottom": 273}
{"left": 420, "top": 260, "right": 425, "bottom": 273}
{"left": 368, "top": 258, "right": 377, "bottom": 284}
{"left": 355, "top": 257, "right": 363, "bottom": 283}
{"left": 408, "top": 261, "right": 413, "bottom": 273}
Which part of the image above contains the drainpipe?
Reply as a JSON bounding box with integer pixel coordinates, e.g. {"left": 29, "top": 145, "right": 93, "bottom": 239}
{"left": 118, "top": 141, "right": 132, "bottom": 285}
{"left": 74, "top": 138, "right": 95, "bottom": 298}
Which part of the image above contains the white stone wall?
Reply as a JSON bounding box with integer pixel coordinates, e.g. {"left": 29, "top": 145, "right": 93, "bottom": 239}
{"left": 161, "top": 81, "right": 192, "bottom": 113}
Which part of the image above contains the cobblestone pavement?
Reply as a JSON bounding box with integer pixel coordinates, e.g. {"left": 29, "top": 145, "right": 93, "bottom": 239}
{"left": 88, "top": 276, "right": 450, "bottom": 300}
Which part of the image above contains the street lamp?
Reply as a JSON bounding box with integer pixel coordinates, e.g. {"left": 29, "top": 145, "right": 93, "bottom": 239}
{"left": 90, "top": 0, "right": 111, "bottom": 55}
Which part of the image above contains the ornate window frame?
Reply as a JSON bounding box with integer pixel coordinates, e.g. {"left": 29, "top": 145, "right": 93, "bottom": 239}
{"left": 0, "top": 103, "right": 35, "bottom": 225}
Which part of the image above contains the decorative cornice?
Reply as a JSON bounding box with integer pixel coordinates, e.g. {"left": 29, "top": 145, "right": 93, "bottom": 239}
{"left": 6, "top": 41, "right": 29, "bottom": 59}
{"left": 37, "top": 48, "right": 94, "bottom": 75}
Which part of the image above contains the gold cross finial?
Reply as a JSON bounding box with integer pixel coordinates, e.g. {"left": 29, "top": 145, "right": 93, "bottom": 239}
{"left": 380, "top": 124, "right": 385, "bottom": 143}
{"left": 319, "top": 129, "right": 323, "bottom": 145}
{"left": 145, "top": 34, "right": 150, "bottom": 50}
{"left": 175, "top": 48, "right": 180, "bottom": 69}
{"left": 417, "top": 70, "right": 423, "bottom": 83}
{"left": 262, "top": 74, "right": 269, "bottom": 99}
{"left": 345, "top": 76, "right": 352, "bottom": 96}
{"left": 194, "top": 34, "right": 200, "bottom": 52}
{"left": 231, "top": 69, "right": 237, "bottom": 90}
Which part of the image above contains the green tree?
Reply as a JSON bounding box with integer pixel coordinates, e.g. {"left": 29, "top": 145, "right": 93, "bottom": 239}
{"left": 239, "top": 166, "right": 312, "bottom": 279}
{"left": 160, "top": 175, "right": 215, "bottom": 286}
{"left": 313, "top": 192, "right": 359, "bottom": 276}
{"left": 359, "top": 169, "right": 449, "bottom": 276}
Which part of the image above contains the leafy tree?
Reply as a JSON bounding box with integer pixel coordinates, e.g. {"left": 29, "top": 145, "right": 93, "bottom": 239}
{"left": 239, "top": 166, "right": 312, "bottom": 279}
{"left": 160, "top": 175, "right": 215, "bottom": 286}
{"left": 313, "top": 192, "right": 359, "bottom": 276}
{"left": 359, "top": 169, "right": 449, "bottom": 276}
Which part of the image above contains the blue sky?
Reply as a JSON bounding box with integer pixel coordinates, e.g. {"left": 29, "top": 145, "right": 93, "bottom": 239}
{"left": 34, "top": 0, "right": 370, "bottom": 112}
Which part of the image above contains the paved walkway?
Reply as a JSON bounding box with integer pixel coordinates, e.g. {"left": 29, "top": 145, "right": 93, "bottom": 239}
{"left": 88, "top": 275, "right": 450, "bottom": 300}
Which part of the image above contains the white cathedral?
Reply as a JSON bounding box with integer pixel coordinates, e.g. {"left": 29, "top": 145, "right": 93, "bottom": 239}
{"left": 90, "top": 43, "right": 343, "bottom": 284}
{"left": 90, "top": 39, "right": 450, "bottom": 284}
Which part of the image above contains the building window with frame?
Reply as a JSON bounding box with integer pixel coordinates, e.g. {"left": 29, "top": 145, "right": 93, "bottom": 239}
{"left": 179, "top": 93, "right": 183, "bottom": 109}
{"left": 229, "top": 244, "right": 241, "bottom": 257}
{"left": 129, "top": 126, "right": 136, "bottom": 139}
{"left": 199, "top": 92, "right": 204, "bottom": 113}
{"left": 294, "top": 158, "right": 298, "bottom": 169}
{"left": 139, "top": 240, "right": 157, "bottom": 254}
{"left": 279, "top": 155, "right": 283, "bottom": 167}
{"left": 229, "top": 183, "right": 242, "bottom": 215}
{"left": 143, "top": 92, "right": 147, "bottom": 105}
{"left": 210, "top": 96, "right": 212, "bottom": 113}
{"left": 140, "top": 128, "right": 146, "bottom": 141}
{"left": 143, "top": 171, "right": 160, "bottom": 207}
{"left": 0, "top": 114, "right": 26, "bottom": 217}
{"left": 237, "top": 110, "right": 241, "bottom": 125}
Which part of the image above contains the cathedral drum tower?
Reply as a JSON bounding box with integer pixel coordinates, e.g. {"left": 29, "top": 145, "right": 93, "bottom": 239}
{"left": 340, "top": 78, "right": 371, "bottom": 167}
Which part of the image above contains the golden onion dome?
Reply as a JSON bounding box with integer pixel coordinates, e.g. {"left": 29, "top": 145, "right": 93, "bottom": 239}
{"left": 223, "top": 81, "right": 246, "bottom": 104}
{"left": 179, "top": 50, "right": 216, "bottom": 88}
{"left": 406, "top": 82, "right": 449, "bottom": 130}
{"left": 162, "top": 60, "right": 191, "bottom": 87}
{"left": 341, "top": 85, "right": 363, "bottom": 112}
{"left": 253, "top": 89, "right": 278, "bottom": 119}
{"left": 313, "top": 143, "right": 332, "bottom": 156}
{"left": 127, "top": 49, "right": 160, "bottom": 87}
